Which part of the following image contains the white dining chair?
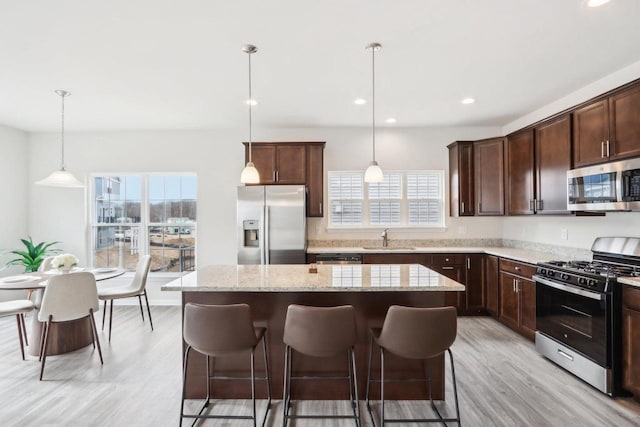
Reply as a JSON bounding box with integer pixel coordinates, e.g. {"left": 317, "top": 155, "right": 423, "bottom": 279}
{"left": 38, "top": 256, "right": 55, "bottom": 273}
{"left": 0, "top": 299, "right": 35, "bottom": 360}
{"left": 38, "top": 272, "right": 102, "bottom": 380}
{"left": 98, "top": 255, "right": 153, "bottom": 342}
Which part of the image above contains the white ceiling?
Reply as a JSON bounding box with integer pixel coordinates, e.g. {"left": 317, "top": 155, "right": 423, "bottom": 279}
{"left": 1, "top": 0, "right": 639, "bottom": 132}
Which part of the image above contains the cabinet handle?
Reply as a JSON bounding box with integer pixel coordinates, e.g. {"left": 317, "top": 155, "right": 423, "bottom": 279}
{"left": 442, "top": 266, "right": 454, "bottom": 270}
{"left": 478, "top": 202, "right": 482, "bottom": 212}
{"left": 513, "top": 279, "right": 516, "bottom": 292}
{"left": 319, "top": 202, "right": 322, "bottom": 213}
{"left": 606, "top": 140, "right": 610, "bottom": 157}
{"left": 461, "top": 202, "right": 465, "bottom": 213}
{"left": 601, "top": 141, "right": 605, "bottom": 158}
{"left": 273, "top": 171, "right": 276, "bottom": 182}
{"left": 514, "top": 266, "right": 520, "bottom": 271}
{"left": 467, "top": 258, "right": 470, "bottom": 269}
{"left": 515, "top": 279, "right": 520, "bottom": 293}
{"left": 276, "top": 170, "right": 279, "bottom": 182}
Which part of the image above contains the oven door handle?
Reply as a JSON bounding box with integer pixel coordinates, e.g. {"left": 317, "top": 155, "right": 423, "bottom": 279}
{"left": 533, "top": 275, "right": 604, "bottom": 301}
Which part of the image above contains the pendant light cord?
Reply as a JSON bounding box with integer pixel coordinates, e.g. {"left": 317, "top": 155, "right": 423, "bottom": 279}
{"left": 60, "top": 92, "right": 66, "bottom": 170}
{"left": 371, "top": 45, "right": 376, "bottom": 163}
{"left": 248, "top": 50, "right": 253, "bottom": 163}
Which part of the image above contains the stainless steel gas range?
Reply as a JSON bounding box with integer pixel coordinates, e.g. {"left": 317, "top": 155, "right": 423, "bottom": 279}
{"left": 534, "top": 237, "right": 640, "bottom": 396}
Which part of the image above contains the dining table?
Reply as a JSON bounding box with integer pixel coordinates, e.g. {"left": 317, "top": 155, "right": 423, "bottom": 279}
{"left": 0, "top": 267, "right": 125, "bottom": 356}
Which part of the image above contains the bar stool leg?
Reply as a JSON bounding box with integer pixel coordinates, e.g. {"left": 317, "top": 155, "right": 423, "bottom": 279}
{"left": 365, "top": 334, "right": 375, "bottom": 425}
{"left": 282, "top": 345, "right": 290, "bottom": 427}
{"left": 179, "top": 345, "right": 192, "bottom": 426}
{"left": 251, "top": 350, "right": 257, "bottom": 427}
{"left": 261, "top": 335, "right": 272, "bottom": 427}
{"left": 380, "top": 348, "right": 385, "bottom": 427}
{"left": 449, "top": 349, "right": 462, "bottom": 426}
{"left": 350, "top": 347, "right": 361, "bottom": 427}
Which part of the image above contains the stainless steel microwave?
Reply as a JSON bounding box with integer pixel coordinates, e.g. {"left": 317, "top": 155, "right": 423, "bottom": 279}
{"left": 567, "top": 157, "right": 640, "bottom": 211}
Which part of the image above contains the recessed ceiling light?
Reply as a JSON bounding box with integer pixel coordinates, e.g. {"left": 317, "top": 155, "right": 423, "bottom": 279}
{"left": 461, "top": 97, "right": 475, "bottom": 105}
{"left": 587, "top": 0, "right": 611, "bottom": 7}
{"left": 354, "top": 98, "right": 367, "bottom": 105}
{"left": 246, "top": 99, "right": 258, "bottom": 106}
{"left": 385, "top": 118, "right": 397, "bottom": 124}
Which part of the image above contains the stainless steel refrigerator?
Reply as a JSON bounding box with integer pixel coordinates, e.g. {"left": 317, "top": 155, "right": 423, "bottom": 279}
{"left": 237, "top": 185, "right": 307, "bottom": 264}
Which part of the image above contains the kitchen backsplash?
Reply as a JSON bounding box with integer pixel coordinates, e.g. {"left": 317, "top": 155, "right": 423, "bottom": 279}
{"left": 307, "top": 238, "right": 592, "bottom": 260}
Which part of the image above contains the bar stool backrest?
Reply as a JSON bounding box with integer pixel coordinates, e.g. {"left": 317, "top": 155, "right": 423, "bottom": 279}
{"left": 283, "top": 304, "right": 356, "bottom": 357}
{"left": 39, "top": 272, "right": 99, "bottom": 322}
{"left": 377, "top": 305, "right": 457, "bottom": 360}
{"left": 183, "top": 303, "right": 258, "bottom": 356}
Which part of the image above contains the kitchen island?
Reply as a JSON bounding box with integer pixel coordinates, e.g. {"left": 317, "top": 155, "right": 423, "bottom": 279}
{"left": 163, "top": 264, "right": 465, "bottom": 400}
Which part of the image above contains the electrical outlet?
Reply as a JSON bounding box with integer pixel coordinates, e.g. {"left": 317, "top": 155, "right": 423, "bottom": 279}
{"left": 561, "top": 228, "right": 568, "bottom": 240}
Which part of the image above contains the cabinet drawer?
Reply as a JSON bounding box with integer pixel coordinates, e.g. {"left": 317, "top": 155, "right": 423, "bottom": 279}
{"left": 432, "top": 254, "right": 464, "bottom": 265}
{"left": 623, "top": 285, "right": 640, "bottom": 311}
{"left": 499, "top": 258, "right": 536, "bottom": 278}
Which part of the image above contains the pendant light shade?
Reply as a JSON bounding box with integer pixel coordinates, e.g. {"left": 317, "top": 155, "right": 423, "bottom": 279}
{"left": 240, "top": 44, "right": 260, "bottom": 184}
{"left": 35, "top": 90, "right": 84, "bottom": 188}
{"left": 364, "top": 42, "right": 384, "bottom": 183}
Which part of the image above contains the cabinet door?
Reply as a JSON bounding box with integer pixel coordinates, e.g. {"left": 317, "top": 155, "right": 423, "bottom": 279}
{"left": 485, "top": 255, "right": 499, "bottom": 316}
{"left": 518, "top": 277, "right": 536, "bottom": 341}
{"left": 499, "top": 272, "right": 519, "bottom": 330}
{"left": 622, "top": 306, "right": 640, "bottom": 401}
{"left": 432, "top": 265, "right": 464, "bottom": 310}
{"left": 276, "top": 145, "right": 306, "bottom": 184}
{"left": 249, "top": 145, "right": 277, "bottom": 184}
{"left": 306, "top": 144, "right": 324, "bottom": 217}
{"left": 610, "top": 85, "right": 640, "bottom": 161}
{"left": 506, "top": 130, "right": 535, "bottom": 215}
{"left": 474, "top": 138, "right": 505, "bottom": 216}
{"left": 464, "top": 254, "right": 485, "bottom": 314}
{"left": 535, "top": 115, "right": 572, "bottom": 215}
{"left": 573, "top": 99, "right": 610, "bottom": 167}
{"left": 448, "top": 142, "right": 474, "bottom": 217}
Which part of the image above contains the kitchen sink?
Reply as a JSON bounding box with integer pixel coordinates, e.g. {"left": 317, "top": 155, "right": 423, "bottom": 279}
{"left": 361, "top": 246, "right": 416, "bottom": 250}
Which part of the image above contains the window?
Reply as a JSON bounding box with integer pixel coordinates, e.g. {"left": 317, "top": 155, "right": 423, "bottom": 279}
{"left": 91, "top": 174, "right": 197, "bottom": 273}
{"left": 328, "top": 170, "right": 444, "bottom": 228}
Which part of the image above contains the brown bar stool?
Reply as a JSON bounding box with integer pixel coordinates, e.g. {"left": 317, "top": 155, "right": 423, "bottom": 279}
{"left": 180, "top": 303, "right": 272, "bottom": 427}
{"left": 282, "top": 304, "right": 360, "bottom": 427}
{"left": 365, "top": 305, "right": 461, "bottom": 426}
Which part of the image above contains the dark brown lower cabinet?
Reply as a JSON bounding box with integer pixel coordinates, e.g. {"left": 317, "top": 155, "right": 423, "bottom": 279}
{"left": 485, "top": 255, "right": 499, "bottom": 316}
{"left": 622, "top": 285, "right": 640, "bottom": 403}
{"left": 498, "top": 259, "right": 536, "bottom": 341}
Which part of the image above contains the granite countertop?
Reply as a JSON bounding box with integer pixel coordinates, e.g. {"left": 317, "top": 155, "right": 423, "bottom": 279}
{"left": 162, "top": 264, "right": 466, "bottom": 292}
{"left": 618, "top": 277, "right": 640, "bottom": 289}
{"left": 307, "top": 246, "right": 556, "bottom": 265}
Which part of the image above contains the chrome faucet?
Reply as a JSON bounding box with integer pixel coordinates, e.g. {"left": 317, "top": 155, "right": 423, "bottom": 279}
{"left": 381, "top": 228, "right": 389, "bottom": 247}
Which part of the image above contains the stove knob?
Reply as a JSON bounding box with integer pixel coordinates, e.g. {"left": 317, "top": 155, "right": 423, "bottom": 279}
{"left": 578, "top": 277, "right": 587, "bottom": 285}
{"left": 539, "top": 268, "right": 546, "bottom": 275}
{"left": 588, "top": 279, "right": 597, "bottom": 287}
{"left": 561, "top": 273, "right": 570, "bottom": 280}
{"left": 547, "top": 270, "right": 555, "bottom": 277}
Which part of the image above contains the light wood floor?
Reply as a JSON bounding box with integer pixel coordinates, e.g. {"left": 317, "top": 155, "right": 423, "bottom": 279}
{"left": 1, "top": 307, "right": 639, "bottom": 426}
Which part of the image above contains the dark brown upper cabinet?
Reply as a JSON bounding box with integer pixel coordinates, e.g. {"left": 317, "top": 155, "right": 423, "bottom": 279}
{"left": 573, "top": 84, "right": 640, "bottom": 167}
{"left": 534, "top": 114, "right": 572, "bottom": 215}
{"left": 506, "top": 115, "right": 572, "bottom": 215}
{"left": 506, "top": 129, "right": 535, "bottom": 215}
{"left": 474, "top": 137, "right": 505, "bottom": 216}
{"left": 243, "top": 142, "right": 325, "bottom": 217}
{"left": 448, "top": 141, "right": 474, "bottom": 217}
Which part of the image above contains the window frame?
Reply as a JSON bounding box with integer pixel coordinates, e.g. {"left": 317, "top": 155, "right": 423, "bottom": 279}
{"left": 89, "top": 172, "right": 197, "bottom": 275}
{"left": 327, "top": 170, "right": 445, "bottom": 230}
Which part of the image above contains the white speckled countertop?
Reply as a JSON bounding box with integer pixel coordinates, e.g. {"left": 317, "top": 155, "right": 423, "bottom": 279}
{"left": 162, "top": 264, "right": 465, "bottom": 292}
{"left": 618, "top": 277, "right": 640, "bottom": 288}
{"left": 307, "top": 246, "right": 556, "bottom": 265}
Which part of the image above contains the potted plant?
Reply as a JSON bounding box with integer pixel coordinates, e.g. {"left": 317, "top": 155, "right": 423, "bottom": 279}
{"left": 5, "top": 237, "right": 61, "bottom": 272}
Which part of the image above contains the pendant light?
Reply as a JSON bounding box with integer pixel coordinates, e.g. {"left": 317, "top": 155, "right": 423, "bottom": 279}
{"left": 364, "top": 42, "right": 384, "bottom": 183}
{"left": 35, "top": 90, "right": 84, "bottom": 188}
{"left": 240, "top": 44, "right": 260, "bottom": 184}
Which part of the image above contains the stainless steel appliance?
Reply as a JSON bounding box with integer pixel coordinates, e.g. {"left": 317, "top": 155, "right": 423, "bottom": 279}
{"left": 567, "top": 157, "right": 640, "bottom": 211}
{"left": 237, "top": 185, "right": 306, "bottom": 264}
{"left": 314, "top": 254, "right": 363, "bottom": 264}
{"left": 533, "top": 237, "right": 640, "bottom": 395}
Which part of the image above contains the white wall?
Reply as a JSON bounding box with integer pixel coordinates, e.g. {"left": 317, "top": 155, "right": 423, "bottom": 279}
{"left": 0, "top": 124, "right": 29, "bottom": 300}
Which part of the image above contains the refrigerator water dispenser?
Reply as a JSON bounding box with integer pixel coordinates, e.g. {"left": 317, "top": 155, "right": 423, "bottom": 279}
{"left": 243, "top": 220, "right": 260, "bottom": 247}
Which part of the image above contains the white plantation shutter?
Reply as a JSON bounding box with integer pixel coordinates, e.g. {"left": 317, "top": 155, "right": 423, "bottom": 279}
{"left": 329, "top": 172, "right": 363, "bottom": 225}
{"left": 369, "top": 173, "right": 402, "bottom": 224}
{"left": 407, "top": 171, "right": 444, "bottom": 226}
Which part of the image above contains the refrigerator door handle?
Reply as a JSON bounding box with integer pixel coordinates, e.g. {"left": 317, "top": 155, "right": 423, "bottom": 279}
{"left": 265, "top": 206, "right": 270, "bottom": 264}
{"left": 259, "top": 207, "right": 266, "bottom": 265}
